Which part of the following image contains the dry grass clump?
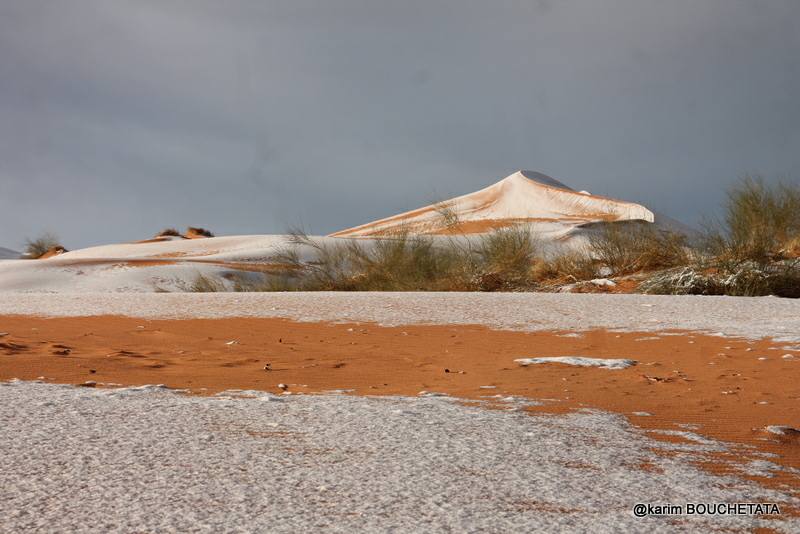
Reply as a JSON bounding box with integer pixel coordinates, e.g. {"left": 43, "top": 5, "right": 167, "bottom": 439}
{"left": 155, "top": 228, "right": 182, "bottom": 238}
{"left": 155, "top": 227, "right": 215, "bottom": 239}
{"left": 186, "top": 227, "right": 215, "bottom": 238}
{"left": 189, "top": 271, "right": 299, "bottom": 293}
{"left": 641, "top": 176, "right": 800, "bottom": 298}
{"left": 470, "top": 226, "right": 538, "bottom": 290}
{"left": 191, "top": 273, "right": 228, "bottom": 292}
{"left": 433, "top": 201, "right": 461, "bottom": 231}
{"left": 190, "top": 226, "right": 540, "bottom": 292}
{"left": 640, "top": 176, "right": 800, "bottom": 298}
{"left": 708, "top": 176, "right": 800, "bottom": 265}
{"left": 23, "top": 233, "right": 64, "bottom": 259}
{"left": 530, "top": 251, "right": 597, "bottom": 285}
{"left": 588, "top": 222, "right": 690, "bottom": 275}
{"left": 640, "top": 261, "right": 800, "bottom": 298}
{"left": 273, "top": 230, "right": 474, "bottom": 291}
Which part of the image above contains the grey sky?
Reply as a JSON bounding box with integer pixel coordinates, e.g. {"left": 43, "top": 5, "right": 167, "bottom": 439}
{"left": 1, "top": 0, "right": 798, "bottom": 249}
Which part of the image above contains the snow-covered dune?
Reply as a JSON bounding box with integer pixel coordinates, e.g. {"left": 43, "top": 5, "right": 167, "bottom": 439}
{"left": 331, "top": 170, "right": 678, "bottom": 238}
{"left": 0, "top": 246, "right": 19, "bottom": 259}
{"left": 0, "top": 235, "right": 321, "bottom": 293}
{"left": 0, "top": 171, "right": 693, "bottom": 293}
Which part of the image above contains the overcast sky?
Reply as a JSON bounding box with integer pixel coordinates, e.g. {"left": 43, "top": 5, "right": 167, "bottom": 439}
{"left": 1, "top": 0, "right": 798, "bottom": 249}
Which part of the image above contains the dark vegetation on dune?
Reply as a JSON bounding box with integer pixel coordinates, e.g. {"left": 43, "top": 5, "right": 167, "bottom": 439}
{"left": 187, "top": 176, "right": 800, "bottom": 297}
{"left": 23, "top": 233, "right": 66, "bottom": 259}
{"left": 154, "top": 227, "right": 215, "bottom": 239}
{"left": 186, "top": 226, "right": 215, "bottom": 238}
{"left": 155, "top": 228, "right": 182, "bottom": 238}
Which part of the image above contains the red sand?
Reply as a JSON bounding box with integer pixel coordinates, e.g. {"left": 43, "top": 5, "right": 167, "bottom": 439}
{"left": 1, "top": 315, "right": 798, "bottom": 498}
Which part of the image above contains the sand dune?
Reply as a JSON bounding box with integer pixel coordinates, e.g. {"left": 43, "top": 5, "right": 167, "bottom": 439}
{"left": 331, "top": 170, "right": 683, "bottom": 238}
{"left": 0, "top": 171, "right": 694, "bottom": 293}
{"left": 0, "top": 235, "right": 314, "bottom": 292}
{"left": 0, "top": 246, "right": 19, "bottom": 259}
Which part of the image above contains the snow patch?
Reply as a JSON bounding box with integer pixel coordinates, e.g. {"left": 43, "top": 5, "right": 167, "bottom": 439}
{"left": 515, "top": 356, "right": 637, "bottom": 370}
{"left": 765, "top": 425, "right": 800, "bottom": 436}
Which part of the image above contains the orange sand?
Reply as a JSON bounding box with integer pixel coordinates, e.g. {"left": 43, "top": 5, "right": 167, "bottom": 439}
{"left": 1, "top": 315, "right": 799, "bottom": 494}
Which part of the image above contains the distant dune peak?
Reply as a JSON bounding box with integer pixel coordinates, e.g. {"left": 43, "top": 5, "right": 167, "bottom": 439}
{"left": 510, "top": 170, "right": 574, "bottom": 191}
{"left": 330, "top": 170, "right": 657, "bottom": 238}
{"left": 0, "top": 247, "right": 20, "bottom": 260}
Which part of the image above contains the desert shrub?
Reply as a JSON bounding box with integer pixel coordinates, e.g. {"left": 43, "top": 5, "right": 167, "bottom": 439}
{"left": 190, "top": 271, "right": 300, "bottom": 293}
{"left": 23, "top": 233, "right": 63, "bottom": 259}
{"left": 191, "top": 273, "right": 227, "bottom": 292}
{"left": 709, "top": 176, "right": 800, "bottom": 264}
{"left": 264, "top": 227, "right": 541, "bottom": 291}
{"left": 588, "top": 222, "right": 690, "bottom": 275}
{"left": 433, "top": 201, "right": 461, "bottom": 231}
{"left": 273, "top": 230, "right": 359, "bottom": 290}
{"left": 356, "top": 236, "right": 463, "bottom": 290}
{"left": 476, "top": 226, "right": 536, "bottom": 277}
{"left": 186, "top": 227, "right": 215, "bottom": 238}
{"left": 155, "top": 228, "right": 182, "bottom": 238}
{"left": 639, "top": 260, "right": 800, "bottom": 298}
{"left": 275, "top": 231, "right": 468, "bottom": 291}
{"left": 531, "top": 250, "right": 597, "bottom": 285}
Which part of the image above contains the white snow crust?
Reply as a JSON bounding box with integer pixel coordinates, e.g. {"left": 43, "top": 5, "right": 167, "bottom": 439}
{"left": 515, "top": 356, "right": 637, "bottom": 369}
{"left": 0, "top": 292, "right": 797, "bottom": 342}
{"left": 1, "top": 381, "right": 797, "bottom": 533}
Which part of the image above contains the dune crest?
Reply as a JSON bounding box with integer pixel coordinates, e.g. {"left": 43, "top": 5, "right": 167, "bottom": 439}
{"left": 330, "top": 170, "right": 657, "bottom": 237}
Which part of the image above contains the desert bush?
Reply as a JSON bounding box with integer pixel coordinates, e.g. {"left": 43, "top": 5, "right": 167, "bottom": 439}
{"left": 355, "top": 236, "right": 464, "bottom": 290}
{"left": 23, "top": 233, "right": 63, "bottom": 259}
{"left": 531, "top": 250, "right": 597, "bottom": 285}
{"left": 186, "top": 227, "right": 215, "bottom": 238}
{"left": 433, "top": 201, "right": 461, "bottom": 231}
{"left": 476, "top": 226, "right": 536, "bottom": 277}
{"left": 274, "top": 230, "right": 360, "bottom": 290}
{"left": 155, "top": 228, "right": 182, "bottom": 238}
{"left": 191, "top": 273, "right": 227, "bottom": 292}
{"left": 276, "top": 231, "right": 467, "bottom": 291}
{"left": 639, "top": 260, "right": 800, "bottom": 298}
{"left": 264, "top": 227, "right": 541, "bottom": 291}
{"left": 708, "top": 176, "right": 800, "bottom": 264}
{"left": 588, "top": 222, "right": 690, "bottom": 275}
{"left": 638, "top": 176, "right": 800, "bottom": 298}
{"left": 190, "top": 271, "right": 300, "bottom": 293}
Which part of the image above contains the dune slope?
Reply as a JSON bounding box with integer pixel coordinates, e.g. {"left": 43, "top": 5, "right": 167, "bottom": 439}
{"left": 330, "top": 170, "right": 668, "bottom": 238}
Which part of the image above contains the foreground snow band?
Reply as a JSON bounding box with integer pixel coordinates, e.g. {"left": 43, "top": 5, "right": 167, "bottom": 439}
{"left": 515, "top": 356, "right": 637, "bottom": 369}
{"left": 1, "top": 292, "right": 799, "bottom": 344}
{"left": 1, "top": 381, "right": 797, "bottom": 533}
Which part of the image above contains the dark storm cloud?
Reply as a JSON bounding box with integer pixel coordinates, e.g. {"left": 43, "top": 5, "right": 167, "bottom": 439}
{"left": 1, "top": 0, "right": 799, "bottom": 248}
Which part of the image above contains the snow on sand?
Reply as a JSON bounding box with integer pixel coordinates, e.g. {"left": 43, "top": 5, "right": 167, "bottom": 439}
{"left": 1, "top": 381, "right": 797, "bottom": 533}
{"left": 515, "top": 356, "right": 637, "bottom": 369}
{"left": 1, "top": 292, "right": 798, "bottom": 343}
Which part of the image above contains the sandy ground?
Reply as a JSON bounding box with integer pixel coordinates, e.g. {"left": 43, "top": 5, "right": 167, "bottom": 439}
{"left": 2, "top": 293, "right": 800, "bottom": 532}
{"left": 1, "top": 315, "right": 799, "bottom": 472}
